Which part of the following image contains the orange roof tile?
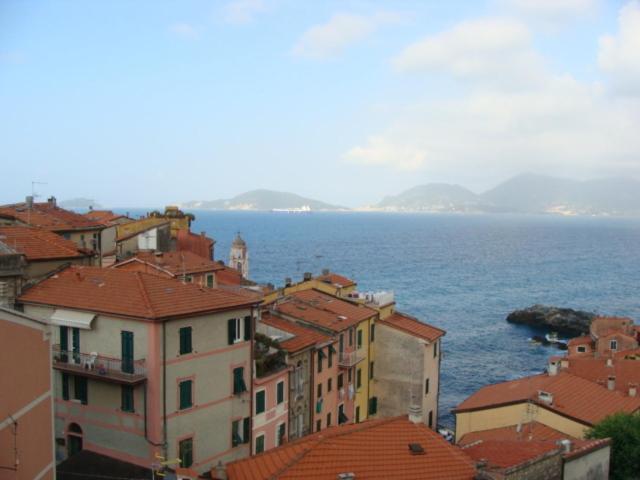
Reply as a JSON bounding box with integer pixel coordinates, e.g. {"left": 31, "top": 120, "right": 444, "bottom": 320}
{"left": 83, "top": 210, "right": 129, "bottom": 224}
{"left": 261, "top": 312, "right": 332, "bottom": 353}
{"left": 567, "top": 335, "right": 592, "bottom": 347}
{"left": 462, "top": 439, "right": 558, "bottom": 469}
{"left": 564, "top": 356, "right": 640, "bottom": 395}
{"left": 19, "top": 266, "right": 258, "bottom": 320}
{"left": 0, "top": 226, "right": 90, "bottom": 261}
{"left": 113, "top": 251, "right": 223, "bottom": 276}
{"left": 379, "top": 312, "right": 445, "bottom": 343}
{"left": 316, "top": 272, "right": 356, "bottom": 288}
{"left": 225, "top": 417, "right": 477, "bottom": 480}
{"left": 0, "top": 202, "right": 104, "bottom": 231}
{"left": 454, "top": 372, "right": 640, "bottom": 426}
{"left": 276, "top": 290, "right": 376, "bottom": 333}
{"left": 215, "top": 265, "right": 244, "bottom": 286}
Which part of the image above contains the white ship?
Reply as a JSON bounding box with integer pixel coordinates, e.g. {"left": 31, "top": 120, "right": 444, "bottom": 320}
{"left": 271, "top": 205, "right": 312, "bottom": 213}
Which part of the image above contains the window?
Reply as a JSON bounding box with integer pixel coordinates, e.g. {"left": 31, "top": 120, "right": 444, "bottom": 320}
{"left": 348, "top": 369, "right": 352, "bottom": 383}
{"left": 227, "top": 318, "right": 242, "bottom": 345}
{"left": 277, "top": 423, "right": 286, "bottom": 446}
{"left": 74, "top": 376, "right": 88, "bottom": 405}
{"left": 244, "top": 316, "right": 252, "bottom": 341}
{"left": 206, "top": 274, "right": 214, "bottom": 288}
{"left": 368, "top": 397, "right": 378, "bottom": 415}
{"left": 433, "top": 340, "right": 438, "bottom": 358}
{"left": 121, "top": 331, "right": 134, "bottom": 374}
{"left": 255, "top": 434, "right": 265, "bottom": 454}
{"left": 337, "top": 373, "right": 344, "bottom": 390}
{"left": 317, "top": 349, "right": 324, "bottom": 373}
{"left": 326, "top": 412, "right": 332, "bottom": 427}
{"left": 425, "top": 378, "right": 430, "bottom": 395}
{"left": 356, "top": 368, "right": 362, "bottom": 389}
{"left": 179, "top": 327, "right": 192, "bottom": 355}
{"left": 277, "top": 381, "right": 284, "bottom": 404}
{"left": 121, "top": 385, "right": 134, "bottom": 412}
{"left": 72, "top": 327, "right": 80, "bottom": 363}
{"left": 610, "top": 340, "right": 618, "bottom": 351}
{"left": 255, "top": 390, "right": 266, "bottom": 415}
{"left": 328, "top": 346, "right": 334, "bottom": 368}
{"left": 355, "top": 406, "right": 360, "bottom": 423}
{"left": 184, "top": 275, "right": 193, "bottom": 283}
{"left": 338, "top": 404, "right": 347, "bottom": 424}
{"left": 59, "top": 326, "right": 69, "bottom": 358}
{"left": 179, "top": 380, "right": 193, "bottom": 410}
{"left": 232, "top": 418, "right": 250, "bottom": 447}
{"left": 61, "top": 373, "right": 69, "bottom": 400}
{"left": 428, "top": 410, "right": 433, "bottom": 428}
{"left": 179, "top": 438, "right": 193, "bottom": 468}
{"left": 369, "top": 361, "right": 374, "bottom": 380}
{"left": 316, "top": 419, "right": 321, "bottom": 432}
{"left": 327, "top": 378, "right": 332, "bottom": 392}
{"left": 233, "top": 367, "right": 247, "bottom": 395}
{"left": 317, "top": 383, "right": 322, "bottom": 399}
{"left": 349, "top": 329, "right": 353, "bottom": 346}
{"left": 370, "top": 323, "right": 375, "bottom": 342}
{"left": 339, "top": 333, "right": 344, "bottom": 352}
{"left": 357, "top": 329, "right": 363, "bottom": 349}
{"left": 577, "top": 346, "right": 587, "bottom": 353}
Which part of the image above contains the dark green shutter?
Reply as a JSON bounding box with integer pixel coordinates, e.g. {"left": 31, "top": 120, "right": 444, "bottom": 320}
{"left": 74, "top": 376, "right": 88, "bottom": 405}
{"left": 179, "top": 327, "right": 192, "bottom": 355}
{"left": 60, "top": 326, "right": 68, "bottom": 352}
{"left": 357, "top": 368, "right": 362, "bottom": 389}
{"left": 357, "top": 329, "right": 363, "bottom": 348}
{"left": 121, "top": 331, "right": 134, "bottom": 374}
{"left": 244, "top": 316, "right": 251, "bottom": 341}
{"left": 371, "top": 324, "right": 375, "bottom": 342}
{"left": 369, "top": 397, "right": 378, "bottom": 415}
{"left": 277, "top": 381, "right": 284, "bottom": 404}
{"left": 61, "top": 373, "right": 69, "bottom": 400}
{"left": 180, "top": 380, "right": 192, "bottom": 409}
{"left": 243, "top": 417, "right": 250, "bottom": 444}
{"left": 121, "top": 385, "right": 134, "bottom": 412}
{"left": 232, "top": 420, "right": 241, "bottom": 447}
{"left": 256, "top": 390, "right": 265, "bottom": 414}
{"left": 228, "top": 319, "right": 236, "bottom": 345}
{"left": 72, "top": 328, "right": 80, "bottom": 362}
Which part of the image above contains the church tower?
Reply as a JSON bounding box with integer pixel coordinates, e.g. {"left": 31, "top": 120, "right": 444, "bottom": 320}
{"left": 230, "top": 233, "right": 249, "bottom": 279}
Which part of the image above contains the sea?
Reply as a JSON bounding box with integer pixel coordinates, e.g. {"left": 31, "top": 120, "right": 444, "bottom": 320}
{"left": 125, "top": 210, "right": 640, "bottom": 427}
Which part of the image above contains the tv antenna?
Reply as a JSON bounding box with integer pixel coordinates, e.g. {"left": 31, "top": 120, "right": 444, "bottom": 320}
{"left": 28, "top": 181, "right": 47, "bottom": 225}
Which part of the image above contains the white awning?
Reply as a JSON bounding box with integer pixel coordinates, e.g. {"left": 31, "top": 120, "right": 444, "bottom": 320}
{"left": 50, "top": 309, "right": 96, "bottom": 330}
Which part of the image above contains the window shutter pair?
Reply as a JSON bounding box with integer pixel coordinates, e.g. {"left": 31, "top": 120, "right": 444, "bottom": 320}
{"left": 244, "top": 316, "right": 252, "bottom": 341}
{"left": 368, "top": 396, "right": 378, "bottom": 415}
{"left": 228, "top": 319, "right": 236, "bottom": 345}
{"left": 243, "top": 417, "right": 250, "bottom": 444}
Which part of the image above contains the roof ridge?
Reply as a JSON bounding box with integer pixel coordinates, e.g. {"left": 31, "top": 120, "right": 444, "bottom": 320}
{"left": 134, "top": 272, "right": 156, "bottom": 318}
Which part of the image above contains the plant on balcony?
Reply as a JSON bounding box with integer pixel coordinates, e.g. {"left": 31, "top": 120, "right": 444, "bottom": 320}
{"left": 254, "top": 333, "right": 287, "bottom": 378}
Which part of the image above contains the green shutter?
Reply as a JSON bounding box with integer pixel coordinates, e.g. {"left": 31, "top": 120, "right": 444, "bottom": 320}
{"left": 61, "top": 373, "right": 69, "bottom": 400}
{"left": 277, "top": 381, "right": 284, "bottom": 404}
{"left": 121, "top": 385, "right": 134, "bottom": 412}
{"left": 72, "top": 328, "right": 80, "bottom": 362}
{"left": 59, "top": 326, "right": 68, "bottom": 352}
{"left": 357, "top": 329, "right": 363, "bottom": 348}
{"left": 232, "top": 420, "right": 241, "bottom": 447}
{"left": 179, "top": 327, "right": 192, "bottom": 355}
{"left": 369, "top": 396, "right": 378, "bottom": 415}
{"left": 228, "top": 319, "right": 236, "bottom": 345}
{"left": 357, "top": 368, "right": 362, "bottom": 389}
{"left": 180, "top": 380, "right": 192, "bottom": 409}
{"left": 243, "top": 417, "right": 250, "bottom": 444}
{"left": 244, "top": 316, "right": 251, "bottom": 341}
{"left": 121, "top": 331, "right": 134, "bottom": 374}
{"left": 234, "top": 367, "right": 247, "bottom": 394}
{"left": 256, "top": 390, "right": 265, "bottom": 414}
{"left": 74, "top": 376, "right": 88, "bottom": 405}
{"left": 179, "top": 438, "right": 193, "bottom": 468}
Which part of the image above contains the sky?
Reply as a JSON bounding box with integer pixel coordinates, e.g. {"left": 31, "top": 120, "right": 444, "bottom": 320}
{"left": 1, "top": 0, "right": 640, "bottom": 208}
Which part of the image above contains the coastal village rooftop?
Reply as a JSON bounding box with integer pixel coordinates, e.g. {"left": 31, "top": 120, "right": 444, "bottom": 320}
{"left": 0, "top": 225, "right": 92, "bottom": 260}
{"left": 0, "top": 198, "right": 105, "bottom": 232}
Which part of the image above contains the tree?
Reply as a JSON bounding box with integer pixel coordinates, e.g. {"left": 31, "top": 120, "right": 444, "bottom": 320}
{"left": 586, "top": 412, "right": 640, "bottom": 480}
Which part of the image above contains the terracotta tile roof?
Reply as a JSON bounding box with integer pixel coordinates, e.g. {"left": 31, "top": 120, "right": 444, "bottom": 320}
{"left": 113, "top": 251, "right": 223, "bottom": 276}
{"left": 276, "top": 290, "right": 377, "bottom": 333}
{"left": 564, "top": 356, "right": 640, "bottom": 395}
{"left": 83, "top": 210, "right": 129, "bottom": 224}
{"left": 176, "top": 229, "right": 214, "bottom": 259}
{"left": 567, "top": 335, "right": 592, "bottom": 347}
{"left": 225, "top": 416, "right": 477, "bottom": 480}
{"left": 18, "top": 266, "right": 258, "bottom": 320}
{"left": 590, "top": 317, "right": 635, "bottom": 337}
{"left": 215, "top": 264, "right": 244, "bottom": 286}
{"left": 615, "top": 347, "right": 640, "bottom": 359}
{"left": 0, "top": 226, "right": 90, "bottom": 261}
{"left": 0, "top": 202, "right": 104, "bottom": 231}
{"left": 462, "top": 439, "right": 558, "bottom": 470}
{"left": 379, "top": 311, "right": 445, "bottom": 343}
{"left": 261, "top": 311, "right": 331, "bottom": 353}
{"left": 316, "top": 272, "right": 356, "bottom": 288}
{"left": 454, "top": 372, "right": 640, "bottom": 425}
{"left": 115, "top": 218, "right": 169, "bottom": 242}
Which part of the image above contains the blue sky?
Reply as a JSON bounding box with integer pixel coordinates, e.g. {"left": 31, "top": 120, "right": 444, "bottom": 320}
{"left": 1, "top": 0, "right": 639, "bottom": 207}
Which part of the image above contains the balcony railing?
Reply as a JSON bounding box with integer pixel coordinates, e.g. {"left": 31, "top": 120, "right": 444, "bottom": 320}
{"left": 52, "top": 345, "right": 146, "bottom": 385}
{"left": 338, "top": 351, "right": 365, "bottom": 368}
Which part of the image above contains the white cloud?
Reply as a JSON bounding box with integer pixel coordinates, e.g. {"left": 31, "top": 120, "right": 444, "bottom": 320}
{"left": 169, "top": 23, "right": 199, "bottom": 39}
{"left": 498, "top": 0, "right": 598, "bottom": 23}
{"left": 598, "top": 1, "right": 640, "bottom": 95}
{"left": 344, "top": 136, "right": 427, "bottom": 171}
{"left": 393, "top": 18, "right": 546, "bottom": 88}
{"left": 223, "top": 0, "right": 266, "bottom": 25}
{"left": 293, "top": 12, "right": 401, "bottom": 59}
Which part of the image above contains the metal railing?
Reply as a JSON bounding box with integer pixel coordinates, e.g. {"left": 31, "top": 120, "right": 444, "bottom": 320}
{"left": 338, "top": 351, "right": 364, "bottom": 368}
{"left": 52, "top": 344, "right": 146, "bottom": 381}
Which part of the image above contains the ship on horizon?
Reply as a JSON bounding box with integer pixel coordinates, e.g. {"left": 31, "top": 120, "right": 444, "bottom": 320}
{"left": 271, "top": 205, "right": 312, "bottom": 213}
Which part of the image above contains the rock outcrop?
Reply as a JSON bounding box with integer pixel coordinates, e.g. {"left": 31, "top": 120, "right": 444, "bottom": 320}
{"left": 506, "top": 305, "right": 596, "bottom": 335}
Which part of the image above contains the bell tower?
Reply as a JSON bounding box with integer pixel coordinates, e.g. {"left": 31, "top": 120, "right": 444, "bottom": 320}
{"left": 230, "top": 232, "right": 249, "bottom": 279}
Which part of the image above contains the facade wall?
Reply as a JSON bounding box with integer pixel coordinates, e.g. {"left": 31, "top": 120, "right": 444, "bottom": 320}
{"left": 353, "top": 318, "right": 372, "bottom": 423}
{"left": 504, "top": 452, "right": 563, "bottom": 480}
{"left": 65, "top": 230, "right": 101, "bottom": 252}
{"left": 99, "top": 225, "right": 117, "bottom": 259}
{"left": 287, "top": 349, "right": 312, "bottom": 440}
{"left": 25, "top": 256, "right": 94, "bottom": 280}
{"left": 564, "top": 446, "right": 610, "bottom": 480}
{"left": 422, "top": 339, "right": 440, "bottom": 428}
{"left": 253, "top": 368, "right": 289, "bottom": 453}
{"left": 311, "top": 342, "right": 338, "bottom": 432}
{"left": 0, "top": 311, "right": 54, "bottom": 480}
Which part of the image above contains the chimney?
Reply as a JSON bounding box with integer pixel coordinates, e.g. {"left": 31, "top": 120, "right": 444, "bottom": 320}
{"left": 285, "top": 277, "right": 292, "bottom": 287}
{"left": 25, "top": 196, "right": 34, "bottom": 208}
{"left": 337, "top": 474, "right": 355, "bottom": 480}
{"left": 608, "top": 375, "right": 616, "bottom": 391}
{"left": 560, "top": 358, "right": 569, "bottom": 369}
{"left": 629, "top": 383, "right": 637, "bottom": 397}
{"left": 408, "top": 403, "right": 423, "bottom": 424}
{"left": 47, "top": 196, "right": 56, "bottom": 207}
{"left": 548, "top": 360, "right": 559, "bottom": 376}
{"left": 201, "top": 231, "right": 206, "bottom": 237}
{"left": 303, "top": 272, "right": 313, "bottom": 281}
{"left": 214, "top": 461, "right": 227, "bottom": 480}
{"left": 322, "top": 268, "right": 330, "bottom": 276}
{"left": 607, "top": 358, "right": 613, "bottom": 367}
{"left": 558, "top": 439, "right": 572, "bottom": 454}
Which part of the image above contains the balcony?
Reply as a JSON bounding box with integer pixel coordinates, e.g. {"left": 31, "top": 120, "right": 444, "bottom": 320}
{"left": 52, "top": 345, "right": 146, "bottom": 385}
{"left": 338, "top": 351, "right": 365, "bottom": 368}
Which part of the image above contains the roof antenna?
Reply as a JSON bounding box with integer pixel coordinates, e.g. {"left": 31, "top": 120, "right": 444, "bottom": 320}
{"left": 28, "top": 181, "right": 47, "bottom": 225}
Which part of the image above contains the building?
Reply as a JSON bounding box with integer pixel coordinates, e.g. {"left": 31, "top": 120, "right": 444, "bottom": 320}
{"left": 0, "top": 307, "right": 55, "bottom": 480}
{"left": 221, "top": 415, "right": 477, "bottom": 480}
{"left": 252, "top": 333, "right": 289, "bottom": 454}
{"left": 0, "top": 197, "right": 109, "bottom": 258}
{"left": 149, "top": 206, "right": 195, "bottom": 238}
{"left": 115, "top": 218, "right": 171, "bottom": 260}
{"left": 0, "top": 241, "right": 25, "bottom": 307}
{"left": 453, "top": 371, "right": 640, "bottom": 441}
{"left": 83, "top": 209, "right": 132, "bottom": 226}
{"left": 112, "top": 250, "right": 223, "bottom": 287}
{"left": 459, "top": 422, "right": 611, "bottom": 480}
{"left": 274, "top": 289, "right": 378, "bottom": 426}
{"left": 17, "top": 265, "right": 262, "bottom": 474}
{"left": 229, "top": 234, "right": 249, "bottom": 279}
{"left": 176, "top": 230, "right": 215, "bottom": 260}
{"left": 567, "top": 316, "right": 639, "bottom": 357}
{"left": 258, "top": 312, "right": 333, "bottom": 441}
{"left": 0, "top": 226, "right": 95, "bottom": 280}
{"left": 376, "top": 311, "right": 445, "bottom": 428}
{"left": 262, "top": 270, "right": 357, "bottom": 304}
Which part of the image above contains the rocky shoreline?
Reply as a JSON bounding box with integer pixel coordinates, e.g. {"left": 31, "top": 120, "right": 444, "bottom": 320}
{"left": 506, "top": 304, "right": 596, "bottom": 336}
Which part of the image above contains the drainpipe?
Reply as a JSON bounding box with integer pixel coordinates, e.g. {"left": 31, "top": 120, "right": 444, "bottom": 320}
{"left": 436, "top": 338, "right": 442, "bottom": 430}
{"left": 162, "top": 321, "right": 168, "bottom": 458}
{"left": 249, "top": 305, "right": 255, "bottom": 455}
{"left": 309, "top": 347, "right": 315, "bottom": 433}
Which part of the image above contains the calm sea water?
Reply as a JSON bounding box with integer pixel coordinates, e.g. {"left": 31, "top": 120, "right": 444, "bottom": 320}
{"left": 126, "top": 210, "right": 640, "bottom": 426}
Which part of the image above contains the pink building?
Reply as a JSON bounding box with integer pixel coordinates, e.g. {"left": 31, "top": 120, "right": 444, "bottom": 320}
{"left": 252, "top": 339, "right": 289, "bottom": 454}
{"left": 311, "top": 340, "right": 339, "bottom": 432}
{"left": 0, "top": 307, "right": 55, "bottom": 480}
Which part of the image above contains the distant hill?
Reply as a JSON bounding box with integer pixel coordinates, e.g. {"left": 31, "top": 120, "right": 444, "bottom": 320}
{"left": 182, "top": 189, "right": 346, "bottom": 211}
{"left": 59, "top": 198, "right": 101, "bottom": 209}
{"left": 373, "top": 174, "right": 640, "bottom": 216}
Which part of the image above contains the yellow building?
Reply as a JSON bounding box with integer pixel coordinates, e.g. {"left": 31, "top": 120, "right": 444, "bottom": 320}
{"left": 149, "top": 206, "right": 195, "bottom": 238}
{"left": 263, "top": 270, "right": 357, "bottom": 305}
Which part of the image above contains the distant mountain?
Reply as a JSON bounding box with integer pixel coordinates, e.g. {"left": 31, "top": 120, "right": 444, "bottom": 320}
{"left": 59, "top": 198, "right": 101, "bottom": 209}
{"left": 373, "top": 174, "right": 640, "bottom": 216}
{"left": 182, "top": 189, "right": 346, "bottom": 211}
